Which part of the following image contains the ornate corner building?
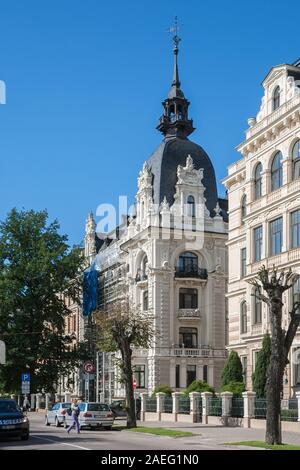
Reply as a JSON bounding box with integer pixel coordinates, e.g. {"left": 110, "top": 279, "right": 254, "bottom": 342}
{"left": 224, "top": 58, "right": 300, "bottom": 397}
{"left": 83, "top": 38, "right": 228, "bottom": 399}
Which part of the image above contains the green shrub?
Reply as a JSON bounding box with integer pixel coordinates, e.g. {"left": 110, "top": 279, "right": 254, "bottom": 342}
{"left": 220, "top": 381, "right": 245, "bottom": 396}
{"left": 221, "top": 350, "right": 243, "bottom": 386}
{"left": 151, "top": 385, "right": 173, "bottom": 397}
{"left": 252, "top": 333, "right": 271, "bottom": 398}
{"left": 183, "top": 380, "right": 214, "bottom": 395}
{"left": 281, "top": 409, "right": 298, "bottom": 421}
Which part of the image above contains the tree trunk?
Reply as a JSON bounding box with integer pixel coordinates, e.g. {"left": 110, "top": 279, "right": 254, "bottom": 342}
{"left": 122, "top": 341, "right": 136, "bottom": 428}
{"left": 265, "top": 298, "right": 285, "bottom": 445}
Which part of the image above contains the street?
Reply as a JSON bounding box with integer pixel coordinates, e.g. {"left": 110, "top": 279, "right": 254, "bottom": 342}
{"left": 0, "top": 412, "right": 243, "bottom": 451}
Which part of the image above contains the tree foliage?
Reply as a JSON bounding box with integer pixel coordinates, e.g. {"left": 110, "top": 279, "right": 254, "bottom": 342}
{"left": 252, "top": 333, "right": 271, "bottom": 398}
{"left": 183, "top": 380, "right": 214, "bottom": 395}
{"left": 0, "top": 209, "right": 87, "bottom": 394}
{"left": 221, "top": 350, "right": 243, "bottom": 386}
{"left": 95, "top": 295, "right": 155, "bottom": 428}
{"left": 152, "top": 385, "right": 173, "bottom": 397}
{"left": 220, "top": 381, "right": 245, "bottom": 396}
{"left": 248, "top": 265, "right": 300, "bottom": 445}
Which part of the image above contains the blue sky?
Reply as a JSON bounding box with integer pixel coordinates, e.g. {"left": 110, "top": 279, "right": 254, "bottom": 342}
{"left": 0, "top": 0, "right": 299, "bottom": 245}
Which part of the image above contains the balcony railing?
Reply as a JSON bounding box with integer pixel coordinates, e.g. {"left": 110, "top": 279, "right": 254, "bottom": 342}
{"left": 177, "top": 309, "right": 201, "bottom": 319}
{"left": 135, "top": 273, "right": 148, "bottom": 283}
{"left": 170, "top": 345, "right": 226, "bottom": 358}
{"left": 175, "top": 267, "right": 208, "bottom": 280}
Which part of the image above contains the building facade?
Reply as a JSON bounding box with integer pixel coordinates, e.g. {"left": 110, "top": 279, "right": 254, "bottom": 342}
{"left": 224, "top": 58, "right": 300, "bottom": 397}
{"left": 84, "top": 36, "right": 228, "bottom": 399}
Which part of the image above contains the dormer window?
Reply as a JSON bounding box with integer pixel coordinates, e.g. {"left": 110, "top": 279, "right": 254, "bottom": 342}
{"left": 187, "top": 195, "right": 195, "bottom": 217}
{"left": 273, "top": 86, "right": 280, "bottom": 111}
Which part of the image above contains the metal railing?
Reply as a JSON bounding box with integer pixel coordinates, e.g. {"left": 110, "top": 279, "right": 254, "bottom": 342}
{"left": 281, "top": 399, "right": 298, "bottom": 422}
{"left": 145, "top": 397, "right": 157, "bottom": 412}
{"left": 164, "top": 396, "right": 173, "bottom": 413}
{"left": 231, "top": 397, "right": 244, "bottom": 418}
{"left": 178, "top": 395, "right": 190, "bottom": 414}
{"left": 254, "top": 398, "right": 267, "bottom": 419}
{"left": 175, "top": 267, "right": 208, "bottom": 280}
{"left": 208, "top": 397, "right": 222, "bottom": 416}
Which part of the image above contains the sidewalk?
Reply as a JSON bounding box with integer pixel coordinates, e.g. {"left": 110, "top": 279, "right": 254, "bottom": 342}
{"left": 140, "top": 420, "right": 300, "bottom": 447}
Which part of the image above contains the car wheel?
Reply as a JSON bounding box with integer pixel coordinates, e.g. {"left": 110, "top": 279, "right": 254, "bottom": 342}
{"left": 55, "top": 417, "right": 61, "bottom": 427}
{"left": 21, "top": 433, "right": 29, "bottom": 441}
{"left": 45, "top": 416, "right": 50, "bottom": 426}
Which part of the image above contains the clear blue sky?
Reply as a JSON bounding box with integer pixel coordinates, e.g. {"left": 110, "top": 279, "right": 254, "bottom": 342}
{"left": 0, "top": 0, "right": 299, "bottom": 245}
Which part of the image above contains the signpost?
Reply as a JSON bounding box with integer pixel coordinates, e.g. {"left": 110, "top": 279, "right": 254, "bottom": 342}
{"left": 133, "top": 377, "right": 137, "bottom": 417}
{"left": 0, "top": 341, "right": 5, "bottom": 365}
{"left": 21, "top": 373, "right": 30, "bottom": 395}
{"left": 83, "top": 362, "right": 95, "bottom": 401}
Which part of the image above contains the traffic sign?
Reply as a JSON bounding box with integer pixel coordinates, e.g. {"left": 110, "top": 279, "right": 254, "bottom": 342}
{"left": 21, "top": 373, "right": 30, "bottom": 382}
{"left": 22, "top": 383, "right": 30, "bottom": 394}
{"left": 83, "top": 361, "right": 95, "bottom": 374}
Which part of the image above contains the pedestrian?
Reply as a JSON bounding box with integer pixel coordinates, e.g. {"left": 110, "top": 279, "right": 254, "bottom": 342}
{"left": 66, "top": 398, "right": 80, "bottom": 434}
{"left": 23, "top": 395, "right": 30, "bottom": 412}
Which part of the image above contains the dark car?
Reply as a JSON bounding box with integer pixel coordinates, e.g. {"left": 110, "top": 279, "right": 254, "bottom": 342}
{"left": 0, "top": 399, "right": 29, "bottom": 440}
{"left": 109, "top": 398, "right": 141, "bottom": 420}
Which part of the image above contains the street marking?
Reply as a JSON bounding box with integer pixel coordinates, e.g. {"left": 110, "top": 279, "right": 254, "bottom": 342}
{"left": 31, "top": 435, "right": 91, "bottom": 450}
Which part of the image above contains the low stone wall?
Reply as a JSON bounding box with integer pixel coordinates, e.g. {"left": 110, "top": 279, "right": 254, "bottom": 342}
{"left": 250, "top": 419, "right": 300, "bottom": 433}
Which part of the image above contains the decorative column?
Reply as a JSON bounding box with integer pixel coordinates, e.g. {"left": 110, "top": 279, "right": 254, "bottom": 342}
{"left": 296, "top": 391, "right": 300, "bottom": 423}
{"left": 172, "top": 392, "right": 182, "bottom": 422}
{"left": 221, "top": 391, "right": 233, "bottom": 426}
{"left": 242, "top": 391, "right": 256, "bottom": 428}
{"left": 156, "top": 392, "right": 166, "bottom": 421}
{"left": 201, "top": 392, "right": 213, "bottom": 424}
{"left": 140, "top": 392, "right": 148, "bottom": 422}
{"left": 189, "top": 392, "right": 201, "bottom": 423}
{"left": 36, "top": 393, "right": 42, "bottom": 410}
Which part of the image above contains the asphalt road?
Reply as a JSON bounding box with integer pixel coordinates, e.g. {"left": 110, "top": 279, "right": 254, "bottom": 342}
{"left": 0, "top": 412, "right": 237, "bottom": 451}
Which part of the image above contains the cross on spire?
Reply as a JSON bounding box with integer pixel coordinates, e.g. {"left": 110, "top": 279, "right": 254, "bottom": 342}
{"left": 168, "top": 16, "right": 181, "bottom": 49}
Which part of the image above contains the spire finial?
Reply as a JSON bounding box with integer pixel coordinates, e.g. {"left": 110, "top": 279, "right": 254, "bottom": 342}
{"left": 168, "top": 16, "right": 181, "bottom": 87}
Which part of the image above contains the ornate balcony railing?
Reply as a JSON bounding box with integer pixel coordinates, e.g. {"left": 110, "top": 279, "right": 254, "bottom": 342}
{"left": 175, "top": 267, "right": 208, "bottom": 280}
{"left": 177, "top": 309, "right": 201, "bottom": 319}
{"left": 170, "top": 345, "right": 227, "bottom": 358}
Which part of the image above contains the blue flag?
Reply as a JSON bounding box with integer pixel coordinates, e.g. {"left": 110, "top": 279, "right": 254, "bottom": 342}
{"left": 82, "top": 262, "right": 98, "bottom": 316}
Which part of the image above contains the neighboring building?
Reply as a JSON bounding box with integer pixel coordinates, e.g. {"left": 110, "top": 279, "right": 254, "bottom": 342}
{"left": 84, "top": 35, "right": 228, "bottom": 398}
{"left": 224, "top": 58, "right": 300, "bottom": 397}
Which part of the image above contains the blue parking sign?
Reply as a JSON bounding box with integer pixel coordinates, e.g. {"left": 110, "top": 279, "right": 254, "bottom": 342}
{"left": 21, "top": 373, "right": 30, "bottom": 382}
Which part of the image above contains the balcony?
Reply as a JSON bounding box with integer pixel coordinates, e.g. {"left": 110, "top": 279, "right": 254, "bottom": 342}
{"left": 177, "top": 309, "right": 201, "bottom": 320}
{"left": 135, "top": 273, "right": 148, "bottom": 287}
{"left": 175, "top": 267, "right": 208, "bottom": 280}
{"left": 170, "top": 345, "right": 227, "bottom": 358}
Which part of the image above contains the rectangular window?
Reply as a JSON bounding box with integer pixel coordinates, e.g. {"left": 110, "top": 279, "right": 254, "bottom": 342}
{"left": 179, "top": 327, "right": 198, "bottom": 348}
{"left": 134, "top": 365, "right": 145, "bottom": 389}
{"left": 270, "top": 217, "right": 283, "bottom": 256}
{"left": 254, "top": 226, "right": 263, "bottom": 262}
{"left": 179, "top": 288, "right": 198, "bottom": 309}
{"left": 241, "top": 248, "right": 247, "bottom": 278}
{"left": 186, "top": 365, "right": 196, "bottom": 387}
{"left": 176, "top": 365, "right": 180, "bottom": 388}
{"left": 203, "top": 365, "right": 208, "bottom": 383}
{"left": 143, "top": 290, "right": 148, "bottom": 311}
{"left": 291, "top": 209, "right": 300, "bottom": 249}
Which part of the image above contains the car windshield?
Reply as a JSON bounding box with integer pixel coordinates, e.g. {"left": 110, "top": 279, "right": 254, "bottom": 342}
{"left": 0, "top": 401, "right": 19, "bottom": 413}
{"left": 62, "top": 403, "right": 71, "bottom": 408}
{"left": 87, "top": 403, "right": 109, "bottom": 412}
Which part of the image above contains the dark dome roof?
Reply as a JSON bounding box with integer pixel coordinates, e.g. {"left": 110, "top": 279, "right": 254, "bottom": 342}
{"left": 147, "top": 137, "right": 219, "bottom": 216}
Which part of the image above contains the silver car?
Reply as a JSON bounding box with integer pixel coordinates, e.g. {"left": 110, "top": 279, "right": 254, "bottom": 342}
{"left": 45, "top": 402, "right": 71, "bottom": 427}
{"left": 64, "top": 402, "right": 114, "bottom": 430}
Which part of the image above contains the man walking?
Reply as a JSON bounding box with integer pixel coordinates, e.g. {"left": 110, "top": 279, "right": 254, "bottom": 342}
{"left": 66, "top": 399, "right": 80, "bottom": 434}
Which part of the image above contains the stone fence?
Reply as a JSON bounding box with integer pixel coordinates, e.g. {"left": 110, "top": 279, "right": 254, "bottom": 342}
{"left": 140, "top": 391, "right": 300, "bottom": 432}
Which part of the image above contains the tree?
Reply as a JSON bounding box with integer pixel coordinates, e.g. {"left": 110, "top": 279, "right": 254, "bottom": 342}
{"left": 248, "top": 265, "right": 300, "bottom": 445}
{"left": 152, "top": 385, "right": 173, "bottom": 397}
{"left": 0, "top": 209, "right": 87, "bottom": 394}
{"left": 220, "top": 381, "right": 245, "bottom": 396}
{"left": 252, "top": 333, "right": 271, "bottom": 398}
{"left": 94, "top": 296, "right": 155, "bottom": 428}
{"left": 183, "top": 380, "right": 214, "bottom": 395}
{"left": 221, "top": 350, "right": 243, "bottom": 387}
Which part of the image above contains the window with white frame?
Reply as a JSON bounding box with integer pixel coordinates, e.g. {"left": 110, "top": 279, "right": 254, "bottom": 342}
{"left": 269, "top": 217, "right": 283, "bottom": 256}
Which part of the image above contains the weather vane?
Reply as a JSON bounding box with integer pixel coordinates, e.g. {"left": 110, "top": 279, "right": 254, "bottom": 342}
{"left": 167, "top": 16, "right": 182, "bottom": 49}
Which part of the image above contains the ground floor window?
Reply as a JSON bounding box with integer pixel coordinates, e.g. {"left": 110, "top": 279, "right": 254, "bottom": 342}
{"left": 179, "top": 327, "right": 198, "bottom": 348}
{"left": 176, "top": 365, "right": 180, "bottom": 388}
{"left": 186, "top": 365, "right": 196, "bottom": 386}
{"left": 134, "top": 365, "right": 145, "bottom": 388}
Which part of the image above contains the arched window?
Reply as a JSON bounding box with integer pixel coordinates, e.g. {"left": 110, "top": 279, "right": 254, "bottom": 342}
{"left": 292, "top": 140, "right": 300, "bottom": 180}
{"left": 178, "top": 252, "right": 198, "bottom": 274}
{"left": 271, "top": 152, "right": 283, "bottom": 191}
{"left": 187, "top": 195, "right": 195, "bottom": 217}
{"left": 254, "top": 288, "right": 262, "bottom": 324}
{"left": 241, "top": 195, "right": 247, "bottom": 222}
{"left": 273, "top": 86, "right": 280, "bottom": 111}
{"left": 241, "top": 301, "right": 247, "bottom": 334}
{"left": 254, "top": 163, "right": 263, "bottom": 200}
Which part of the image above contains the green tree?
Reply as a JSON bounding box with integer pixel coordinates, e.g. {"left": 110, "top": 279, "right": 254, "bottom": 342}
{"left": 152, "top": 385, "right": 173, "bottom": 397}
{"left": 252, "top": 333, "right": 271, "bottom": 398}
{"left": 183, "top": 380, "right": 214, "bottom": 395}
{"left": 95, "top": 295, "right": 155, "bottom": 428}
{"left": 220, "top": 381, "right": 245, "bottom": 396}
{"left": 221, "top": 350, "right": 243, "bottom": 386}
{"left": 0, "top": 209, "right": 87, "bottom": 394}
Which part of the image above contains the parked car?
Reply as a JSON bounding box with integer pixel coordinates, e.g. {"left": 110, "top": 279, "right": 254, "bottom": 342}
{"left": 0, "top": 399, "right": 29, "bottom": 440}
{"left": 64, "top": 402, "right": 114, "bottom": 430}
{"left": 45, "top": 402, "right": 71, "bottom": 427}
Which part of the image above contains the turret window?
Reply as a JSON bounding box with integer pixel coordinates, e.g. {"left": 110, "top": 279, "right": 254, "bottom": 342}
{"left": 187, "top": 195, "right": 195, "bottom": 217}
{"left": 273, "top": 86, "right": 280, "bottom": 111}
{"left": 292, "top": 140, "right": 300, "bottom": 180}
